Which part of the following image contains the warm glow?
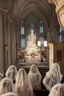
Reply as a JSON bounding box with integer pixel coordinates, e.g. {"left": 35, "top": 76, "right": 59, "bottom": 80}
{"left": 38, "top": 41, "right": 41, "bottom": 46}
{"left": 44, "top": 40, "right": 47, "bottom": 47}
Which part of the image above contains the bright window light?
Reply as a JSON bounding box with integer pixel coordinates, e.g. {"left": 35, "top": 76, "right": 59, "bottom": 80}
{"left": 38, "top": 41, "right": 41, "bottom": 47}
{"left": 44, "top": 40, "right": 47, "bottom": 47}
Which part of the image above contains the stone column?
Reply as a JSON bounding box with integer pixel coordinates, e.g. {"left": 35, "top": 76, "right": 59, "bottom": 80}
{"left": 7, "top": 19, "right": 13, "bottom": 67}
{"left": 3, "top": 12, "right": 8, "bottom": 72}
{"left": 0, "top": 9, "right": 8, "bottom": 74}
{"left": 15, "top": 28, "right": 20, "bottom": 64}
{"left": 45, "top": 28, "right": 53, "bottom": 42}
{"left": 7, "top": 20, "right": 17, "bottom": 66}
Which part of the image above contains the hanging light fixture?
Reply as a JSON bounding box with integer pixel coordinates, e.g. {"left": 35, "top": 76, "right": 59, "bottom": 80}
{"left": 48, "top": 0, "right": 64, "bottom": 31}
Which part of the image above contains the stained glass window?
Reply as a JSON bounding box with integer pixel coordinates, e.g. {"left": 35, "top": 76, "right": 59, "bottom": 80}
{"left": 40, "top": 21, "right": 44, "bottom": 46}
{"left": 59, "top": 27, "right": 62, "bottom": 42}
{"left": 21, "top": 21, "right": 25, "bottom": 48}
{"left": 40, "top": 21, "right": 43, "bottom": 33}
{"left": 30, "top": 24, "right": 34, "bottom": 34}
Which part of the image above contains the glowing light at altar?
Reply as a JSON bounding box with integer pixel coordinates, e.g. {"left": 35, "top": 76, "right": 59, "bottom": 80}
{"left": 38, "top": 41, "right": 41, "bottom": 47}
{"left": 44, "top": 40, "right": 47, "bottom": 47}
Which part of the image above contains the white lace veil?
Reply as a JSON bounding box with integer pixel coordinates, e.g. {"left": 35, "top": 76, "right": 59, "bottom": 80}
{"left": 5, "top": 65, "right": 17, "bottom": 82}
{"left": 28, "top": 64, "right": 42, "bottom": 89}
{"left": 0, "top": 77, "right": 14, "bottom": 95}
{"left": 15, "top": 68, "right": 34, "bottom": 96}
{"left": 43, "top": 63, "right": 63, "bottom": 91}
{"left": 0, "top": 92, "right": 17, "bottom": 96}
{"left": 49, "top": 84, "right": 64, "bottom": 96}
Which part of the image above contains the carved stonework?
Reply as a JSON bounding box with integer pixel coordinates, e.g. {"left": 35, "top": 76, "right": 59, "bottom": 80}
{"left": 48, "top": 0, "right": 64, "bottom": 31}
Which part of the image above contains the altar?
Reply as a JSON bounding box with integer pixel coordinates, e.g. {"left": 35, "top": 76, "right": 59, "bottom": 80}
{"left": 25, "top": 55, "right": 41, "bottom": 64}
{"left": 25, "top": 33, "right": 41, "bottom": 65}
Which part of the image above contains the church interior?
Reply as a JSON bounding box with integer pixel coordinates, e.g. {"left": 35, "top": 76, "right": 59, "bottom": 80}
{"left": 0, "top": 0, "right": 64, "bottom": 96}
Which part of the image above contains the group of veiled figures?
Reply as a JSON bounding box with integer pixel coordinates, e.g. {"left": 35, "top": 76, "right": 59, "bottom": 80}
{"left": 0, "top": 63, "right": 64, "bottom": 96}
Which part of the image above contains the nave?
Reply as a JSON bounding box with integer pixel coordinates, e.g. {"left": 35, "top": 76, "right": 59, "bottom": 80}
{"left": 0, "top": 0, "right": 64, "bottom": 96}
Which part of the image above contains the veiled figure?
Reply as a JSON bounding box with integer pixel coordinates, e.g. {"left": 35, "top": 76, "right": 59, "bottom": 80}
{"left": 0, "top": 77, "right": 14, "bottom": 95}
{"left": 5, "top": 65, "right": 17, "bottom": 83}
{"left": 49, "top": 84, "right": 64, "bottom": 96}
{"left": 0, "top": 92, "right": 17, "bottom": 96}
{"left": 15, "top": 68, "right": 34, "bottom": 96}
{"left": 43, "top": 63, "right": 63, "bottom": 91}
{"left": 0, "top": 73, "right": 4, "bottom": 82}
{"left": 28, "top": 64, "right": 42, "bottom": 89}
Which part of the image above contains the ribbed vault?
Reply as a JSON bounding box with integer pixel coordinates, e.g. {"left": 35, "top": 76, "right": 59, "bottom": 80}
{"left": 5, "top": 0, "right": 53, "bottom": 27}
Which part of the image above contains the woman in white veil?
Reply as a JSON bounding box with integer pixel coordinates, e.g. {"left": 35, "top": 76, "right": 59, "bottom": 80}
{"left": 43, "top": 63, "right": 63, "bottom": 91}
{"left": 0, "top": 77, "right": 14, "bottom": 95}
{"left": 1, "top": 92, "right": 17, "bottom": 96}
{"left": 48, "top": 84, "right": 64, "bottom": 96}
{"left": 5, "top": 65, "right": 17, "bottom": 83}
{"left": 28, "top": 64, "right": 42, "bottom": 89}
{"left": 15, "top": 68, "right": 34, "bottom": 96}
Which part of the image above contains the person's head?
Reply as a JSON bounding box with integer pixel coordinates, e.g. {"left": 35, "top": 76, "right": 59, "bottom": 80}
{"left": 5, "top": 65, "right": 17, "bottom": 82}
{"left": 51, "top": 63, "right": 63, "bottom": 79}
{"left": 16, "top": 68, "right": 28, "bottom": 92}
{"left": 16, "top": 68, "right": 27, "bottom": 82}
{"left": 49, "top": 84, "right": 64, "bottom": 96}
{"left": 1, "top": 92, "right": 17, "bottom": 96}
{"left": 43, "top": 63, "right": 63, "bottom": 91}
{"left": 30, "top": 64, "right": 38, "bottom": 73}
{"left": 0, "top": 78, "right": 13, "bottom": 95}
{"left": 52, "top": 63, "right": 60, "bottom": 70}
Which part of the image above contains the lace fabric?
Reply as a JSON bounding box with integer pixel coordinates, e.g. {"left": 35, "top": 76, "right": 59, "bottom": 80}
{"left": 43, "top": 63, "right": 63, "bottom": 91}
{"left": 28, "top": 64, "right": 42, "bottom": 89}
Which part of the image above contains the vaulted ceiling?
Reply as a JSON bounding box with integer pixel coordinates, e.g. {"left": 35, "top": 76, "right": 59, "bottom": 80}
{"left": 1, "top": 0, "right": 56, "bottom": 27}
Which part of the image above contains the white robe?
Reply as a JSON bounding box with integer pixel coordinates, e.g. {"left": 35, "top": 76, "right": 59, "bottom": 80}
{"left": 15, "top": 68, "right": 34, "bottom": 96}
{"left": 28, "top": 64, "right": 42, "bottom": 89}
{"left": 43, "top": 63, "right": 63, "bottom": 91}
{"left": 49, "top": 84, "right": 64, "bottom": 96}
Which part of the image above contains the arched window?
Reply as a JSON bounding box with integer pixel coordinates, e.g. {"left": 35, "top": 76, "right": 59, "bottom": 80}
{"left": 21, "top": 21, "right": 25, "bottom": 48}
{"left": 30, "top": 24, "right": 34, "bottom": 34}
{"left": 59, "top": 27, "right": 63, "bottom": 42}
{"left": 21, "top": 21, "right": 24, "bottom": 35}
{"left": 40, "top": 21, "right": 44, "bottom": 33}
{"left": 40, "top": 21, "right": 44, "bottom": 46}
{"left": 21, "top": 37, "right": 25, "bottom": 48}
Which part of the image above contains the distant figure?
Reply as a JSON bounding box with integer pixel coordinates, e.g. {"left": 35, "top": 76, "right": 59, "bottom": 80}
{"left": 0, "top": 77, "right": 14, "bottom": 95}
{"left": 0, "top": 73, "right": 4, "bottom": 82}
{"left": 15, "top": 68, "right": 34, "bottom": 96}
{"left": 0, "top": 92, "right": 17, "bottom": 96}
{"left": 41, "top": 51, "right": 47, "bottom": 62}
{"left": 5, "top": 65, "right": 17, "bottom": 83}
{"left": 28, "top": 64, "right": 42, "bottom": 89}
{"left": 49, "top": 84, "right": 64, "bottom": 96}
{"left": 43, "top": 63, "right": 63, "bottom": 91}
